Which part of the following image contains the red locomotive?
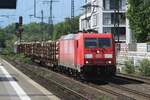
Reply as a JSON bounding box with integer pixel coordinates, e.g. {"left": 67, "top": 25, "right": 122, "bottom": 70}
{"left": 16, "top": 32, "right": 116, "bottom": 77}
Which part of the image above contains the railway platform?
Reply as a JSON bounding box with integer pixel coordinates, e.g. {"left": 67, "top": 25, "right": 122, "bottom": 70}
{"left": 0, "top": 58, "right": 60, "bottom": 100}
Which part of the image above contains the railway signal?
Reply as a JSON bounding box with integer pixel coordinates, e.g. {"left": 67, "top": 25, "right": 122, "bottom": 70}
{"left": 19, "top": 16, "right": 23, "bottom": 25}
{"left": 15, "top": 22, "right": 19, "bottom": 37}
{"left": 19, "top": 16, "right": 24, "bottom": 33}
{"left": 15, "top": 16, "right": 24, "bottom": 43}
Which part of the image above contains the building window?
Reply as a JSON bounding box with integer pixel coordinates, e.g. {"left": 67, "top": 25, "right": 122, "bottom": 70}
{"left": 81, "top": 19, "right": 88, "bottom": 30}
{"left": 103, "top": 13, "right": 126, "bottom": 25}
{"left": 110, "top": 0, "right": 116, "bottom": 10}
{"left": 81, "top": 19, "right": 91, "bottom": 30}
{"left": 103, "top": 0, "right": 126, "bottom": 10}
{"left": 103, "top": 27, "right": 111, "bottom": 33}
{"left": 103, "top": 13, "right": 111, "bottom": 25}
{"left": 121, "top": 0, "right": 126, "bottom": 10}
{"left": 93, "top": 14, "right": 98, "bottom": 26}
{"left": 81, "top": 19, "right": 84, "bottom": 30}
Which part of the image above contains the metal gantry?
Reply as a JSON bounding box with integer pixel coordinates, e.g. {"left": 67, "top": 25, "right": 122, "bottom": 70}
{"left": 43, "top": 0, "right": 58, "bottom": 38}
{"left": 71, "top": 0, "right": 74, "bottom": 19}
{"left": 41, "top": 10, "right": 44, "bottom": 41}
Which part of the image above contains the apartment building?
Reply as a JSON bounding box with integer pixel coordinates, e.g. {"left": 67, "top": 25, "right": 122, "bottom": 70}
{"left": 79, "top": 0, "right": 132, "bottom": 43}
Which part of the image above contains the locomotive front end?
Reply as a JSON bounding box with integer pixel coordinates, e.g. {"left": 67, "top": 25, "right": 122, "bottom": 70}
{"left": 82, "top": 33, "right": 116, "bottom": 76}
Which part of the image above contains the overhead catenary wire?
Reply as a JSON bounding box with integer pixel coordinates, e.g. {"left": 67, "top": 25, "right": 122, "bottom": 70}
{"left": 22, "top": 0, "right": 41, "bottom": 15}
{"left": 43, "top": 0, "right": 58, "bottom": 38}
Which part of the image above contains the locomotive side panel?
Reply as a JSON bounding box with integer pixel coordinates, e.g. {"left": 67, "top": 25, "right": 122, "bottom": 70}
{"left": 76, "top": 34, "right": 84, "bottom": 71}
{"left": 59, "top": 39, "right": 77, "bottom": 69}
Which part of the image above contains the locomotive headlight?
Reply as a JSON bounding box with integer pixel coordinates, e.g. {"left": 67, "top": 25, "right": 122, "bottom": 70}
{"left": 96, "top": 50, "right": 100, "bottom": 54}
{"left": 85, "top": 61, "right": 89, "bottom": 64}
{"left": 108, "top": 61, "right": 112, "bottom": 64}
{"left": 85, "top": 54, "right": 93, "bottom": 58}
{"left": 104, "top": 54, "right": 112, "bottom": 58}
{"left": 106, "top": 61, "right": 112, "bottom": 64}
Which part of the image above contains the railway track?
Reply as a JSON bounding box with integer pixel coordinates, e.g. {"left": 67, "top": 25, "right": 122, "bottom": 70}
{"left": 5, "top": 58, "right": 150, "bottom": 100}
{"left": 31, "top": 70, "right": 89, "bottom": 100}
{"left": 107, "top": 76, "right": 150, "bottom": 99}
{"left": 6, "top": 58, "right": 134, "bottom": 100}
{"left": 11, "top": 60, "right": 89, "bottom": 100}
{"left": 85, "top": 78, "right": 150, "bottom": 100}
{"left": 86, "top": 82, "right": 135, "bottom": 100}
{"left": 109, "top": 82, "right": 150, "bottom": 99}
{"left": 117, "top": 73, "right": 150, "bottom": 84}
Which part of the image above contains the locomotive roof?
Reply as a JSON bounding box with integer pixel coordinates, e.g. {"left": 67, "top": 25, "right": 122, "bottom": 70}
{"left": 82, "top": 33, "right": 112, "bottom": 37}
{"left": 60, "top": 32, "right": 113, "bottom": 40}
{"left": 61, "top": 34, "right": 77, "bottom": 40}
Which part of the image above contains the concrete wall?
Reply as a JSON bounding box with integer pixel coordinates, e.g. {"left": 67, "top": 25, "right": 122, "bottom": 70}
{"left": 117, "top": 43, "right": 150, "bottom": 70}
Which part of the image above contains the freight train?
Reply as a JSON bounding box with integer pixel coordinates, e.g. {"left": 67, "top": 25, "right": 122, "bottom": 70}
{"left": 15, "top": 32, "right": 116, "bottom": 77}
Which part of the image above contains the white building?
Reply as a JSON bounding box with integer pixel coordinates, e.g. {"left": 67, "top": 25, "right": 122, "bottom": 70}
{"left": 79, "top": 0, "right": 132, "bottom": 43}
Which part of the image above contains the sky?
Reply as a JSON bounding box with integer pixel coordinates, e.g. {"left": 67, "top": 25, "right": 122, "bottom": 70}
{"left": 0, "top": 0, "right": 84, "bottom": 27}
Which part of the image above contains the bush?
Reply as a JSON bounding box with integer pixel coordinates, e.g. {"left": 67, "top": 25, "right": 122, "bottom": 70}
{"left": 139, "top": 59, "right": 150, "bottom": 76}
{"left": 23, "top": 57, "right": 33, "bottom": 64}
{"left": 14, "top": 53, "right": 32, "bottom": 64}
{"left": 1, "top": 48, "right": 33, "bottom": 64}
{"left": 1, "top": 47, "right": 13, "bottom": 55}
{"left": 124, "top": 60, "right": 135, "bottom": 74}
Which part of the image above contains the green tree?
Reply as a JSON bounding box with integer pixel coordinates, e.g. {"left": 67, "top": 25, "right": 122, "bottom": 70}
{"left": 127, "top": 0, "right": 150, "bottom": 42}
{"left": 23, "top": 22, "right": 50, "bottom": 41}
{"left": 3, "top": 16, "right": 79, "bottom": 42}
{"left": 0, "top": 28, "right": 7, "bottom": 47}
{"left": 52, "top": 16, "right": 79, "bottom": 40}
{"left": 4, "top": 23, "right": 16, "bottom": 34}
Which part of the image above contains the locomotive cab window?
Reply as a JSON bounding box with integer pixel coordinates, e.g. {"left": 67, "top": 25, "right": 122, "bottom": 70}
{"left": 98, "top": 38, "right": 111, "bottom": 48}
{"left": 84, "top": 38, "right": 97, "bottom": 48}
{"left": 84, "top": 38, "right": 111, "bottom": 48}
